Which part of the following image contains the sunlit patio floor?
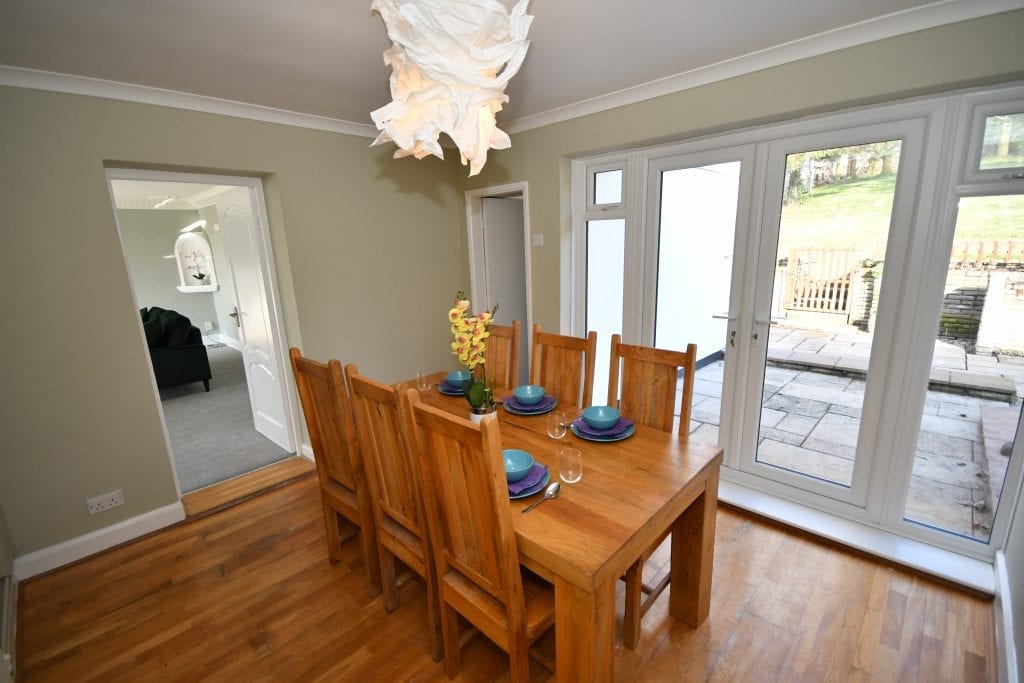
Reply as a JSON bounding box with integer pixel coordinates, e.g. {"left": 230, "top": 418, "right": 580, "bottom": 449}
{"left": 687, "top": 324, "right": 1023, "bottom": 541}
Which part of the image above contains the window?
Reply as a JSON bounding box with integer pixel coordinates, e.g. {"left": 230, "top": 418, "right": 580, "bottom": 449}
{"left": 571, "top": 82, "right": 1024, "bottom": 564}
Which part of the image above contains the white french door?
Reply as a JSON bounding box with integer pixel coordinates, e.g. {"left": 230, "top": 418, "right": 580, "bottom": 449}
{"left": 573, "top": 84, "right": 1024, "bottom": 564}
{"left": 736, "top": 120, "right": 928, "bottom": 511}
{"left": 638, "top": 145, "right": 759, "bottom": 464}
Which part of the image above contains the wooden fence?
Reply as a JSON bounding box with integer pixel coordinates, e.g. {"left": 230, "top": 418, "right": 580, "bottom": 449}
{"left": 782, "top": 248, "right": 857, "bottom": 314}
{"left": 949, "top": 240, "right": 1024, "bottom": 267}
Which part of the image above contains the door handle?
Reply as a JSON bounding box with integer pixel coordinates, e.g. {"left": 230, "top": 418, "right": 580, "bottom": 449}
{"left": 229, "top": 306, "right": 241, "bottom": 327}
{"left": 712, "top": 313, "right": 737, "bottom": 321}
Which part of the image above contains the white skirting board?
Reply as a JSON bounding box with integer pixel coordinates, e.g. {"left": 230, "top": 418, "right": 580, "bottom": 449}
{"left": 300, "top": 443, "right": 314, "bottom": 461}
{"left": 12, "top": 502, "right": 185, "bottom": 582}
{"left": 994, "top": 552, "right": 1018, "bottom": 683}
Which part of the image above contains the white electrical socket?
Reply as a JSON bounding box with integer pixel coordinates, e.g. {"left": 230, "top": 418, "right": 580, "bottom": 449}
{"left": 87, "top": 490, "right": 124, "bottom": 515}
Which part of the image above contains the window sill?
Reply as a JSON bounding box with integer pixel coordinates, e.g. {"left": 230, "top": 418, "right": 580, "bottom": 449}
{"left": 718, "top": 479, "right": 995, "bottom": 595}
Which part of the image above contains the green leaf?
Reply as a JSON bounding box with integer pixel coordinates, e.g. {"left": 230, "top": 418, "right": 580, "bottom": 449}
{"left": 467, "top": 380, "right": 487, "bottom": 408}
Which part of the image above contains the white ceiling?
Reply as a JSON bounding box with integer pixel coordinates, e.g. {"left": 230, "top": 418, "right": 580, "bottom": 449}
{"left": 1, "top": 1, "right": 1021, "bottom": 134}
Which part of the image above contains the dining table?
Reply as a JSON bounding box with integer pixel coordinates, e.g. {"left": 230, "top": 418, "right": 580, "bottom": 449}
{"left": 411, "top": 372, "right": 723, "bottom": 682}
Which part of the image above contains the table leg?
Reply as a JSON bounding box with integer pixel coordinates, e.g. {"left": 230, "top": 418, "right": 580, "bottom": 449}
{"left": 669, "top": 470, "right": 719, "bottom": 627}
{"left": 554, "top": 575, "right": 615, "bottom": 682}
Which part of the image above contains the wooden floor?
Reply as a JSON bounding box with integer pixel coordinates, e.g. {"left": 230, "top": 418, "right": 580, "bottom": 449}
{"left": 17, "top": 476, "right": 996, "bottom": 682}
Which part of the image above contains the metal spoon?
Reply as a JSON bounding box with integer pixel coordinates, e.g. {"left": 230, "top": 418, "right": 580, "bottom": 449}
{"left": 521, "top": 482, "right": 561, "bottom": 514}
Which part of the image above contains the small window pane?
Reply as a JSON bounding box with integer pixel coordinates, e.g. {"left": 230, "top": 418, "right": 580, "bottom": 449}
{"left": 980, "top": 113, "right": 1024, "bottom": 170}
{"left": 594, "top": 170, "right": 622, "bottom": 205}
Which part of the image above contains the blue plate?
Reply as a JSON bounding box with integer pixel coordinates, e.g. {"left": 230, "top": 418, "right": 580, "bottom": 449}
{"left": 504, "top": 398, "right": 557, "bottom": 416}
{"left": 437, "top": 381, "right": 465, "bottom": 396}
{"left": 504, "top": 394, "right": 556, "bottom": 413}
{"left": 509, "top": 470, "right": 551, "bottom": 499}
{"left": 570, "top": 423, "right": 636, "bottom": 443}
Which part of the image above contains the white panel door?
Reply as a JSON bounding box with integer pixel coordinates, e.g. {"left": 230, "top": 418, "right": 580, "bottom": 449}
{"left": 481, "top": 197, "right": 529, "bottom": 385}
{"left": 218, "top": 188, "right": 293, "bottom": 451}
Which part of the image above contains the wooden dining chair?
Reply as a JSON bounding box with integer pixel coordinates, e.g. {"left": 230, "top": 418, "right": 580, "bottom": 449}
{"left": 288, "top": 348, "right": 381, "bottom": 597}
{"left": 402, "top": 389, "right": 555, "bottom": 682}
{"left": 484, "top": 320, "right": 521, "bottom": 391}
{"left": 530, "top": 323, "right": 597, "bottom": 408}
{"left": 345, "top": 364, "right": 442, "bottom": 661}
{"left": 606, "top": 333, "right": 697, "bottom": 650}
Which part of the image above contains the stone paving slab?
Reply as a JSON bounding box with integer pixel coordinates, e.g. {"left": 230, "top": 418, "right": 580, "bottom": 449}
{"left": 767, "top": 347, "right": 1017, "bottom": 400}
{"left": 691, "top": 336, "right": 1018, "bottom": 541}
{"left": 757, "top": 438, "right": 854, "bottom": 484}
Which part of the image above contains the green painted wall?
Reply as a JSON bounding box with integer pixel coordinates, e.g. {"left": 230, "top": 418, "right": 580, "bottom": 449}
{"left": 2, "top": 9, "right": 1024, "bottom": 567}
{"left": 0, "top": 86, "right": 465, "bottom": 556}
{"left": 462, "top": 9, "right": 1024, "bottom": 331}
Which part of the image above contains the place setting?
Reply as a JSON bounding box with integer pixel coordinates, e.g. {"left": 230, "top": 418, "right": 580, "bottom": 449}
{"left": 505, "top": 445, "right": 583, "bottom": 511}
{"left": 503, "top": 448, "right": 551, "bottom": 500}
{"left": 569, "top": 405, "right": 635, "bottom": 442}
{"left": 436, "top": 369, "right": 470, "bottom": 396}
{"left": 503, "top": 383, "right": 557, "bottom": 416}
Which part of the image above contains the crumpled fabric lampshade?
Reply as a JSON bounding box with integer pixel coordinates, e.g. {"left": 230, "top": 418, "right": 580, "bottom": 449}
{"left": 370, "top": 0, "right": 533, "bottom": 176}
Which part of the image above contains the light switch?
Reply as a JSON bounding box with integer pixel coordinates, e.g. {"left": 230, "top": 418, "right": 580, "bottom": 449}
{"left": 531, "top": 234, "right": 544, "bottom": 247}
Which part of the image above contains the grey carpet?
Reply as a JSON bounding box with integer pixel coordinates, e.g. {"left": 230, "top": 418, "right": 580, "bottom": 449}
{"left": 160, "top": 345, "right": 293, "bottom": 493}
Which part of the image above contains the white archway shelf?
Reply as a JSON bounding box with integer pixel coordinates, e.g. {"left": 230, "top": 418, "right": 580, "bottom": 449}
{"left": 173, "top": 231, "right": 219, "bottom": 293}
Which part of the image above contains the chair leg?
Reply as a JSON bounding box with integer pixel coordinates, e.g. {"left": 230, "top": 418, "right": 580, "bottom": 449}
{"left": 508, "top": 638, "right": 532, "bottom": 683}
{"left": 360, "top": 526, "right": 382, "bottom": 598}
{"left": 380, "top": 546, "right": 399, "bottom": 613}
{"left": 623, "top": 560, "right": 643, "bottom": 650}
{"left": 422, "top": 567, "right": 443, "bottom": 662}
{"left": 321, "top": 504, "right": 343, "bottom": 564}
{"left": 441, "top": 603, "right": 462, "bottom": 679}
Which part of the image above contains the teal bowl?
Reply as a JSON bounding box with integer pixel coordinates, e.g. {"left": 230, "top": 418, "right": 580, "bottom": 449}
{"left": 503, "top": 449, "right": 535, "bottom": 482}
{"left": 512, "top": 384, "right": 545, "bottom": 406}
{"left": 445, "top": 370, "right": 471, "bottom": 387}
{"left": 582, "top": 405, "right": 620, "bottom": 430}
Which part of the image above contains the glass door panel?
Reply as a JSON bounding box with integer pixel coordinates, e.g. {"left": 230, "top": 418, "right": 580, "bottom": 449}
{"left": 753, "top": 140, "right": 901, "bottom": 489}
{"left": 586, "top": 219, "right": 625, "bottom": 403}
{"left": 652, "top": 161, "right": 742, "bottom": 444}
{"left": 903, "top": 194, "right": 1024, "bottom": 542}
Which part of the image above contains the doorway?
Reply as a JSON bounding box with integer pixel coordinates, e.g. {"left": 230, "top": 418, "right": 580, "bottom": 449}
{"left": 107, "top": 170, "right": 298, "bottom": 494}
{"left": 466, "top": 182, "right": 532, "bottom": 386}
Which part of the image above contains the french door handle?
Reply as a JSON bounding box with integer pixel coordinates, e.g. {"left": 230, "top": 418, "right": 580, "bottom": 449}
{"left": 712, "top": 313, "right": 737, "bottom": 321}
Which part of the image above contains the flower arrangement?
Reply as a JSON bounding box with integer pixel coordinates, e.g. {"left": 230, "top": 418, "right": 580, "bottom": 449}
{"left": 448, "top": 291, "right": 499, "bottom": 414}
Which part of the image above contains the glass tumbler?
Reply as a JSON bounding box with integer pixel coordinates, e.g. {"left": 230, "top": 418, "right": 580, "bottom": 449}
{"left": 416, "top": 372, "right": 432, "bottom": 392}
{"left": 559, "top": 447, "right": 582, "bottom": 484}
{"left": 546, "top": 410, "right": 567, "bottom": 439}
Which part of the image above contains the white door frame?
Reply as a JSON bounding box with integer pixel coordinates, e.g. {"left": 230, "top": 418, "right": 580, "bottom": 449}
{"left": 106, "top": 168, "right": 300, "bottom": 498}
{"left": 465, "top": 182, "right": 534, "bottom": 367}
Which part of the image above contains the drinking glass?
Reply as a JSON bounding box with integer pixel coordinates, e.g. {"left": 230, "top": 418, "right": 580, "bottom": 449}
{"left": 415, "top": 372, "right": 432, "bottom": 392}
{"left": 559, "top": 447, "right": 582, "bottom": 484}
{"left": 546, "top": 410, "right": 567, "bottom": 439}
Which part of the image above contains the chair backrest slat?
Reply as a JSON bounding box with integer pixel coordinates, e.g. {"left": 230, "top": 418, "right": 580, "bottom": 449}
{"left": 530, "top": 324, "right": 597, "bottom": 408}
{"left": 289, "top": 348, "right": 359, "bottom": 488}
{"left": 485, "top": 320, "right": 521, "bottom": 391}
{"left": 347, "top": 366, "right": 423, "bottom": 535}
{"left": 405, "top": 392, "right": 524, "bottom": 608}
{"left": 607, "top": 335, "right": 697, "bottom": 437}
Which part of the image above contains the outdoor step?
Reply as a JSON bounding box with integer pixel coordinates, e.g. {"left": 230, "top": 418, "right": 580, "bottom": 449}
{"left": 767, "top": 348, "right": 1018, "bottom": 402}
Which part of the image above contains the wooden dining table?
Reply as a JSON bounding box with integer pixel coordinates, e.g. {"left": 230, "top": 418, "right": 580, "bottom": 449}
{"left": 412, "top": 373, "right": 723, "bottom": 682}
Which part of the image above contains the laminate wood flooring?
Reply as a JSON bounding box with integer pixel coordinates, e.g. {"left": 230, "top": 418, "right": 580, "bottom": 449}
{"left": 18, "top": 477, "right": 995, "bottom": 681}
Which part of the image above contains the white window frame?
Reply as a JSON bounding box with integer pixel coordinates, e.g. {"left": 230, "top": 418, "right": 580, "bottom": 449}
{"left": 569, "top": 81, "right": 1024, "bottom": 567}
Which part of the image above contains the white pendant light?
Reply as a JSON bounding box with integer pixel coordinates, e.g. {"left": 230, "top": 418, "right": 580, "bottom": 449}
{"left": 370, "top": 0, "right": 533, "bottom": 176}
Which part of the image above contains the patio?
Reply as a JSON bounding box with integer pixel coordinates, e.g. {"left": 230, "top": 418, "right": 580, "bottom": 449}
{"left": 687, "top": 324, "right": 1023, "bottom": 541}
